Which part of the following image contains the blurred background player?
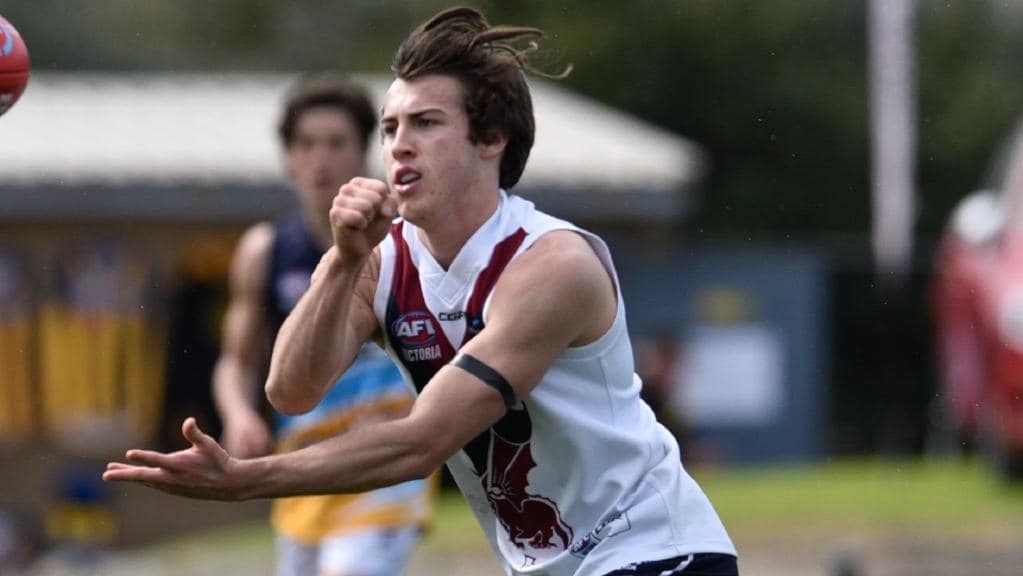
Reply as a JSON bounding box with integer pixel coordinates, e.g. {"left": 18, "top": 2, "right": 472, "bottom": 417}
{"left": 211, "top": 74, "right": 434, "bottom": 576}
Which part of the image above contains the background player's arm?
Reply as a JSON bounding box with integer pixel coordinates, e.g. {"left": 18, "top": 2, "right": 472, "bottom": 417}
{"left": 104, "top": 230, "right": 616, "bottom": 499}
{"left": 212, "top": 223, "right": 274, "bottom": 458}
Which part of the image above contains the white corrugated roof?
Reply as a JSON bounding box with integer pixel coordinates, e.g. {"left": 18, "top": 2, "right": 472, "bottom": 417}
{"left": 0, "top": 72, "right": 703, "bottom": 191}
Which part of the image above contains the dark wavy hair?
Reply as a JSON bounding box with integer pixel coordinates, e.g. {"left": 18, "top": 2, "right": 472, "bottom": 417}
{"left": 278, "top": 74, "right": 377, "bottom": 151}
{"left": 392, "top": 7, "right": 568, "bottom": 190}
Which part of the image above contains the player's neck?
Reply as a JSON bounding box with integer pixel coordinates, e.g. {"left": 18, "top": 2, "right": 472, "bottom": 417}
{"left": 417, "top": 188, "right": 500, "bottom": 270}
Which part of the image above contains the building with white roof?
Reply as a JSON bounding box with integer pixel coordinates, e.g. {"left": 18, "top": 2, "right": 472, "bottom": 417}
{"left": 0, "top": 72, "right": 704, "bottom": 223}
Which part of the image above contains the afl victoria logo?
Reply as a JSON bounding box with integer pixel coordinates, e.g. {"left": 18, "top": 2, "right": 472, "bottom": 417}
{"left": 391, "top": 311, "right": 437, "bottom": 348}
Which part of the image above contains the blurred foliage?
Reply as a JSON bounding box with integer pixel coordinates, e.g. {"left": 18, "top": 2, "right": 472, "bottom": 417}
{"left": 5, "top": 0, "right": 1023, "bottom": 241}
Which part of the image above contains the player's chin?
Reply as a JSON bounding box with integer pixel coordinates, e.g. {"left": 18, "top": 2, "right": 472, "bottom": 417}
{"left": 395, "top": 202, "right": 422, "bottom": 224}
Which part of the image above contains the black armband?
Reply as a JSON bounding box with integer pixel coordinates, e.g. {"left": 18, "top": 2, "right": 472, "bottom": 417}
{"left": 451, "top": 352, "right": 517, "bottom": 410}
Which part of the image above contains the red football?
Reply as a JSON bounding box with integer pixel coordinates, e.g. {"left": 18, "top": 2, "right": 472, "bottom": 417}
{"left": 0, "top": 15, "right": 30, "bottom": 117}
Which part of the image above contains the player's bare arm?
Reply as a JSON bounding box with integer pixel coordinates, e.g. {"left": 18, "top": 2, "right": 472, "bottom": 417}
{"left": 102, "top": 229, "right": 616, "bottom": 500}
{"left": 212, "top": 223, "right": 274, "bottom": 457}
{"left": 266, "top": 178, "right": 396, "bottom": 414}
{"left": 458, "top": 230, "right": 618, "bottom": 394}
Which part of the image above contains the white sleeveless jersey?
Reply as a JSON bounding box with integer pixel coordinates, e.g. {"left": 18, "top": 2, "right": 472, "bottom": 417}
{"left": 373, "top": 192, "right": 735, "bottom": 575}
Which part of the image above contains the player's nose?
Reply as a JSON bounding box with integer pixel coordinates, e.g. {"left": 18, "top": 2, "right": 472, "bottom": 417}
{"left": 389, "top": 124, "right": 416, "bottom": 159}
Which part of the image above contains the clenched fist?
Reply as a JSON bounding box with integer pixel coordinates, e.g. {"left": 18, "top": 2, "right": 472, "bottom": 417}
{"left": 329, "top": 177, "right": 398, "bottom": 263}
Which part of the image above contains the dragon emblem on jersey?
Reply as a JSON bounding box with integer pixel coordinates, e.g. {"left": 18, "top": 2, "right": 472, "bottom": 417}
{"left": 467, "top": 405, "right": 573, "bottom": 552}
{"left": 384, "top": 222, "right": 571, "bottom": 551}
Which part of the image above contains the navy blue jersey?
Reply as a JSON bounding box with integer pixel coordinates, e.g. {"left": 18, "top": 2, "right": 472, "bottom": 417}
{"left": 266, "top": 212, "right": 324, "bottom": 337}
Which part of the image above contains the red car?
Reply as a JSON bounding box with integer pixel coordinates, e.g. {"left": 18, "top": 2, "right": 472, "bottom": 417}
{"left": 932, "top": 129, "right": 1023, "bottom": 478}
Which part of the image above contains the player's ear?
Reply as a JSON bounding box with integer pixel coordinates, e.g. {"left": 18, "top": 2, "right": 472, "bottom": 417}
{"left": 479, "top": 130, "right": 507, "bottom": 160}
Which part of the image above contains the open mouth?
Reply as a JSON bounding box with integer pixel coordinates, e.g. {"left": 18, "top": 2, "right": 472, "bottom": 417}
{"left": 394, "top": 168, "right": 423, "bottom": 193}
{"left": 398, "top": 171, "right": 421, "bottom": 185}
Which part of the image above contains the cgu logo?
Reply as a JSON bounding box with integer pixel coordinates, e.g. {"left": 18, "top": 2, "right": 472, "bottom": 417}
{"left": 392, "top": 311, "right": 438, "bottom": 348}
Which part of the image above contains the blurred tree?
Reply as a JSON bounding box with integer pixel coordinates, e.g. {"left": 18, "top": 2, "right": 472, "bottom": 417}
{"left": 916, "top": 1, "right": 1023, "bottom": 233}
{"left": 5, "top": 0, "right": 1022, "bottom": 244}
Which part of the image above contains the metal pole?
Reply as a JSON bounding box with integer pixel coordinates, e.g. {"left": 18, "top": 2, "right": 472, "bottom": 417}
{"left": 869, "top": 0, "right": 917, "bottom": 286}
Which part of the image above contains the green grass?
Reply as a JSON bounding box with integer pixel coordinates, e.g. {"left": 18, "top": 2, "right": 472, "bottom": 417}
{"left": 419, "top": 490, "right": 492, "bottom": 554}
{"left": 143, "top": 520, "right": 275, "bottom": 565}
{"left": 693, "top": 457, "right": 1023, "bottom": 541}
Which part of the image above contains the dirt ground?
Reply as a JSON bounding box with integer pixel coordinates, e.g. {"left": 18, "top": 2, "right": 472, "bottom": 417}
{"left": 16, "top": 533, "right": 1023, "bottom": 576}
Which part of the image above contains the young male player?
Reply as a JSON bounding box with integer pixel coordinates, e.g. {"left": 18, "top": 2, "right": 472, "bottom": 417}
{"left": 211, "top": 74, "right": 433, "bottom": 576}
{"left": 106, "top": 8, "right": 738, "bottom": 575}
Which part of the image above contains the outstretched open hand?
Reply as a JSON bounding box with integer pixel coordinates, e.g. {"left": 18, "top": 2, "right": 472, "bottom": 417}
{"left": 103, "top": 417, "right": 250, "bottom": 501}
